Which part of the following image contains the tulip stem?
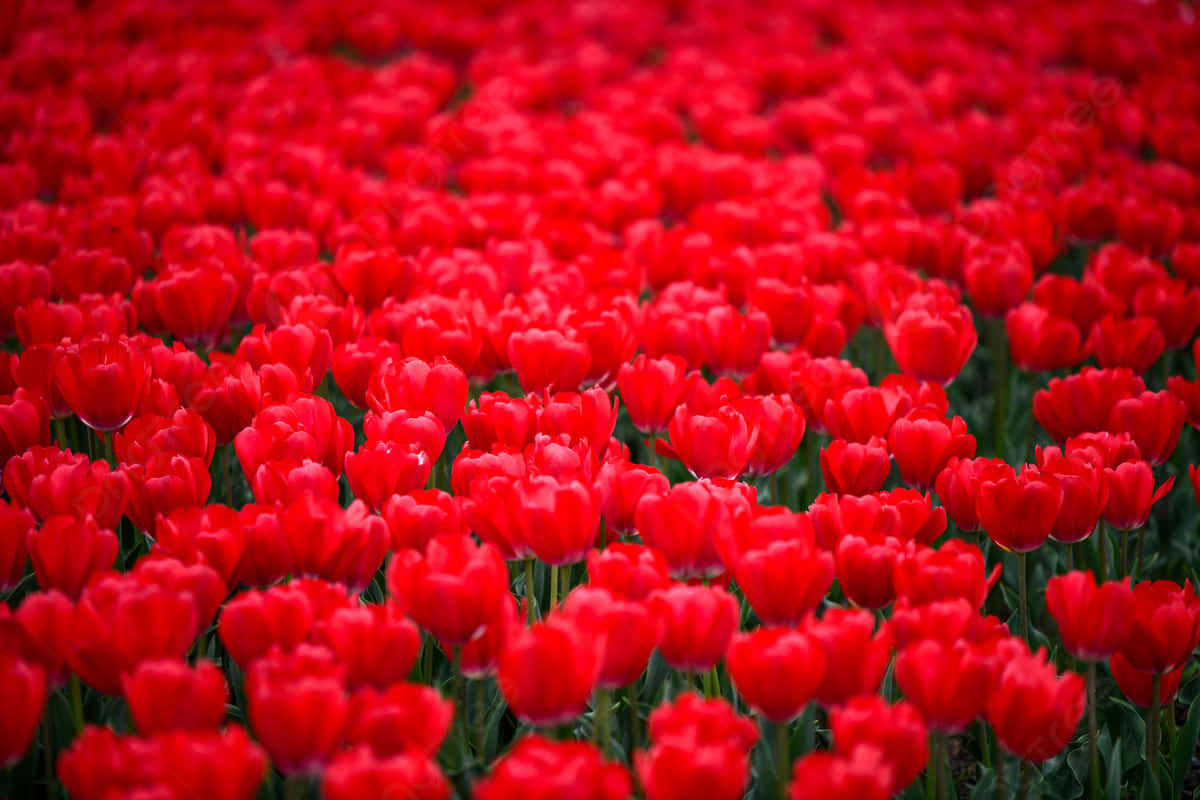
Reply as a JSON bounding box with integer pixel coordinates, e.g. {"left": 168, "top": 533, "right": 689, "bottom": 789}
{"left": 701, "top": 668, "right": 714, "bottom": 699}
{"left": 1135, "top": 529, "right": 1145, "bottom": 582}
{"left": 476, "top": 678, "right": 486, "bottom": 759}
{"left": 1019, "top": 760, "right": 1032, "bottom": 800}
{"left": 102, "top": 430, "right": 114, "bottom": 467}
{"left": 629, "top": 681, "right": 641, "bottom": 753}
{"left": 69, "top": 674, "right": 83, "bottom": 734}
{"left": 1098, "top": 523, "right": 1108, "bottom": 582}
{"left": 452, "top": 646, "right": 468, "bottom": 768}
{"left": 927, "top": 732, "right": 943, "bottom": 800}
{"left": 648, "top": 434, "right": 661, "bottom": 473}
{"left": 990, "top": 319, "right": 1009, "bottom": 462}
{"left": 1119, "top": 530, "right": 1128, "bottom": 578}
{"left": 594, "top": 688, "right": 611, "bottom": 756}
{"left": 770, "top": 470, "right": 782, "bottom": 506}
{"left": 54, "top": 417, "right": 69, "bottom": 450}
{"left": 1018, "top": 552, "right": 1030, "bottom": 643}
{"left": 525, "top": 559, "right": 536, "bottom": 623}
{"left": 41, "top": 713, "right": 55, "bottom": 799}
{"left": 1088, "top": 661, "right": 1100, "bottom": 800}
{"left": 422, "top": 636, "right": 434, "bottom": 685}
{"left": 977, "top": 719, "right": 992, "bottom": 769}
{"left": 549, "top": 565, "right": 559, "bottom": 612}
{"left": 1065, "top": 542, "right": 1073, "bottom": 571}
{"left": 775, "top": 721, "right": 790, "bottom": 800}
{"left": 1149, "top": 673, "right": 1162, "bottom": 783}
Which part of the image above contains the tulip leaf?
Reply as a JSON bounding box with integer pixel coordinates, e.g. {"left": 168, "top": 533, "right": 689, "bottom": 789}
{"left": 1172, "top": 695, "right": 1200, "bottom": 800}
{"left": 1106, "top": 739, "right": 1122, "bottom": 800}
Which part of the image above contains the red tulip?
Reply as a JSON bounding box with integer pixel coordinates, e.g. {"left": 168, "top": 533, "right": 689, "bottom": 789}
{"left": 366, "top": 356, "right": 468, "bottom": 434}
{"left": 1045, "top": 571, "right": 1134, "bottom": 662}
{"left": 636, "top": 693, "right": 758, "bottom": 800}
{"left": 134, "top": 266, "right": 237, "bottom": 349}
{"left": 344, "top": 439, "right": 433, "bottom": 512}
{"left": 1035, "top": 453, "right": 1109, "bottom": 543}
{"left": 819, "top": 437, "right": 891, "bottom": 496}
{"left": 1118, "top": 579, "right": 1200, "bottom": 675}
{"left": 1106, "top": 391, "right": 1186, "bottom": 466}
{"left": 1032, "top": 367, "right": 1145, "bottom": 445}
{"left": 312, "top": 603, "right": 421, "bottom": 691}
{"left": 976, "top": 466, "right": 1063, "bottom": 553}
{"left": 464, "top": 391, "right": 540, "bottom": 450}
{"left": 236, "top": 322, "right": 332, "bottom": 393}
{"left": 836, "top": 530, "right": 904, "bottom": 609}
{"left": 893, "top": 540, "right": 1000, "bottom": 611}
{"left": 27, "top": 515, "right": 118, "bottom": 600}
{"left": 218, "top": 583, "right": 319, "bottom": 670}
{"left": 883, "top": 293, "right": 977, "bottom": 385}
{"left": 963, "top": 239, "right": 1033, "bottom": 318}
{"left": 123, "top": 453, "right": 213, "bottom": 532}
{"left": 618, "top": 354, "right": 690, "bottom": 435}
{"left": 0, "top": 388, "right": 51, "bottom": 465}
{"left": 122, "top": 659, "right": 228, "bottom": 733}
{"left": 1089, "top": 314, "right": 1164, "bottom": 375}
{"left": 516, "top": 474, "right": 600, "bottom": 566}
{"left": 894, "top": 639, "right": 993, "bottom": 732}
{"left": 734, "top": 538, "right": 834, "bottom": 627}
{"left": 497, "top": 615, "right": 602, "bottom": 727}
{"left": 1005, "top": 304, "right": 1088, "bottom": 371}
{"left": 788, "top": 745, "right": 894, "bottom": 800}
{"left": 0, "top": 499, "right": 34, "bottom": 590}
{"left": 323, "top": 748, "right": 448, "bottom": 800}
{"left": 805, "top": 608, "right": 893, "bottom": 707}
{"left": 52, "top": 335, "right": 150, "bottom": 431}
{"left": 475, "top": 736, "right": 632, "bottom": 800}
{"left": 887, "top": 409, "right": 975, "bottom": 491}
{"left": 987, "top": 648, "right": 1085, "bottom": 763}
{"left": 727, "top": 627, "right": 826, "bottom": 722}
{"left": 382, "top": 489, "right": 466, "bottom": 553}
{"left": 661, "top": 403, "right": 756, "bottom": 480}
{"left": 1102, "top": 460, "right": 1173, "bottom": 531}
{"left": 734, "top": 394, "right": 806, "bottom": 477}
{"left": 562, "top": 586, "right": 658, "bottom": 688}
{"left": 586, "top": 542, "right": 672, "bottom": 602}
{"left": 635, "top": 480, "right": 751, "bottom": 581}
{"left": 824, "top": 386, "right": 910, "bottom": 444}
{"left": 830, "top": 697, "right": 928, "bottom": 792}
{"left": 508, "top": 328, "right": 591, "bottom": 395}
{"left": 650, "top": 584, "right": 740, "bottom": 674}
{"left": 0, "top": 654, "right": 46, "bottom": 768}
{"left": 343, "top": 682, "right": 454, "bottom": 757}
{"left": 1109, "top": 651, "right": 1185, "bottom": 708}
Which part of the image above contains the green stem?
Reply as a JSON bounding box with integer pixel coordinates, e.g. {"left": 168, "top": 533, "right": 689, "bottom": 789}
{"left": 1167, "top": 697, "right": 1179, "bottom": 761}
{"left": 775, "top": 721, "right": 790, "bottom": 800}
{"left": 475, "top": 678, "right": 486, "bottom": 760}
{"left": 770, "top": 470, "right": 782, "bottom": 506}
{"left": 978, "top": 719, "right": 992, "bottom": 769}
{"left": 453, "top": 646, "right": 468, "bottom": 768}
{"left": 1019, "top": 759, "right": 1033, "bottom": 800}
{"left": 805, "top": 435, "right": 821, "bottom": 506}
{"left": 701, "top": 669, "right": 714, "bottom": 699}
{"left": 422, "top": 636, "right": 434, "bottom": 685}
{"left": 1098, "top": 523, "right": 1108, "bottom": 582}
{"left": 594, "top": 688, "right": 611, "bottom": 756}
{"left": 41, "top": 713, "right": 55, "bottom": 800}
{"left": 1018, "top": 552, "right": 1030, "bottom": 643}
{"left": 284, "top": 776, "right": 305, "bottom": 800}
{"left": 1136, "top": 528, "right": 1145, "bottom": 582}
{"left": 1149, "top": 673, "right": 1161, "bottom": 783}
{"left": 1072, "top": 542, "right": 1082, "bottom": 573}
{"left": 53, "top": 417, "right": 69, "bottom": 451}
{"left": 927, "top": 732, "right": 939, "bottom": 800}
{"left": 1088, "top": 662, "right": 1100, "bottom": 800}
{"left": 649, "top": 433, "right": 661, "bottom": 474}
{"left": 69, "top": 674, "right": 83, "bottom": 734}
{"left": 1119, "top": 530, "right": 1128, "bottom": 578}
{"left": 629, "top": 680, "right": 641, "bottom": 753}
{"left": 525, "top": 559, "right": 536, "bottom": 623}
{"left": 549, "top": 564, "right": 559, "bottom": 612}
{"left": 990, "top": 319, "right": 1010, "bottom": 462}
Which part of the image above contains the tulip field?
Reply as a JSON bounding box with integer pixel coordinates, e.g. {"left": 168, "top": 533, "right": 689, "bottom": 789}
{"left": 5, "top": 0, "right": 1200, "bottom": 798}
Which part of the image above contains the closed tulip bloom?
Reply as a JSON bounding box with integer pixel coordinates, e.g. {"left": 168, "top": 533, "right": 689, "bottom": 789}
{"left": 700, "top": 305, "right": 771, "bottom": 378}
{"left": 819, "top": 437, "right": 891, "bottom": 496}
{"left": 27, "top": 515, "right": 117, "bottom": 600}
{"left": 788, "top": 745, "right": 894, "bottom": 800}
{"left": 323, "top": 748, "right": 449, "bottom": 800}
{"left": 1118, "top": 579, "right": 1200, "bottom": 674}
{"left": 1088, "top": 314, "right": 1164, "bottom": 375}
{"left": 497, "top": 617, "right": 602, "bottom": 727}
{"left": 887, "top": 409, "right": 976, "bottom": 491}
{"left": 52, "top": 335, "right": 150, "bottom": 432}
{"left": 595, "top": 460, "right": 670, "bottom": 537}
{"left": 1032, "top": 367, "right": 1145, "bottom": 445}
{"left": 507, "top": 328, "right": 591, "bottom": 395}
{"left": 662, "top": 403, "right": 755, "bottom": 480}
{"left": 21, "top": 455, "right": 131, "bottom": 530}
{"left": 830, "top": 696, "right": 928, "bottom": 792}
{"left": 893, "top": 540, "right": 999, "bottom": 611}
{"left": 1045, "top": 571, "right": 1134, "bottom": 661}
{"left": 386, "top": 533, "right": 510, "bottom": 646}
{"left": 475, "top": 736, "right": 632, "bottom": 800}
{"left": 516, "top": 474, "right": 600, "bottom": 566}
{"left": 0, "top": 500, "right": 34, "bottom": 590}
{"left": 1109, "top": 651, "right": 1185, "bottom": 708}
{"left": 934, "top": 456, "right": 1010, "bottom": 533}
{"left": 1036, "top": 454, "right": 1109, "bottom": 543}
{"left": 121, "top": 659, "right": 228, "bottom": 733}
{"left": 1102, "top": 460, "right": 1173, "bottom": 531}
{"left": 650, "top": 584, "right": 740, "bottom": 674}
{"left": 0, "top": 388, "right": 51, "bottom": 466}
{"left": 586, "top": 542, "right": 672, "bottom": 602}
{"left": 218, "top": 583, "right": 317, "bottom": 670}
{"left": 987, "top": 649, "right": 1085, "bottom": 763}
{"left": 312, "top": 603, "right": 421, "bottom": 691}
{"left": 883, "top": 296, "right": 977, "bottom": 386}
{"left": 563, "top": 587, "right": 658, "bottom": 688}
{"left": 366, "top": 356, "right": 468, "bottom": 434}
{"left": 894, "top": 639, "right": 993, "bottom": 732}
{"left": 635, "top": 480, "right": 750, "bottom": 581}
{"left": 344, "top": 439, "right": 433, "bottom": 512}
{"left": 1106, "top": 391, "right": 1186, "bottom": 466}
{"left": 618, "top": 354, "right": 690, "bottom": 435}
{"left": 246, "top": 646, "right": 348, "bottom": 776}
{"left": 636, "top": 738, "right": 752, "bottom": 800}
{"left": 734, "top": 394, "right": 806, "bottom": 477}
{"left": 123, "top": 453, "right": 213, "bottom": 533}
{"left": 727, "top": 627, "right": 826, "bottom": 722}
{"left": 186, "top": 358, "right": 262, "bottom": 445}
{"left": 735, "top": 538, "right": 835, "bottom": 626}
{"left": 1005, "top": 304, "right": 1087, "bottom": 372}
{"left": 836, "top": 531, "right": 904, "bottom": 609}
{"left": 0, "top": 654, "right": 46, "bottom": 768}
{"left": 343, "top": 682, "right": 454, "bottom": 757}
{"left": 135, "top": 267, "right": 237, "bottom": 349}
{"left": 976, "top": 466, "right": 1063, "bottom": 553}
{"left": 823, "top": 386, "right": 910, "bottom": 444}
{"left": 805, "top": 608, "right": 893, "bottom": 707}
{"left": 236, "top": 322, "right": 333, "bottom": 393}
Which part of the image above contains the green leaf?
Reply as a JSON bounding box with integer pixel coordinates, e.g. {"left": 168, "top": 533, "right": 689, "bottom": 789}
{"left": 1105, "top": 738, "right": 1121, "bottom": 800}
{"left": 1142, "top": 760, "right": 1163, "bottom": 800}
{"left": 1173, "top": 695, "right": 1200, "bottom": 799}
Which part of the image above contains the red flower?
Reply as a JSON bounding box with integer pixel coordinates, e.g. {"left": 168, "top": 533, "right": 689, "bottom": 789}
{"left": 634, "top": 480, "right": 751, "bottom": 581}
{"left": 893, "top": 540, "right": 1000, "bottom": 611}
{"left": 0, "top": 388, "right": 51, "bottom": 465}
{"left": 976, "top": 466, "right": 1063, "bottom": 553}
{"left": 835, "top": 530, "right": 904, "bottom": 610}
{"left": 661, "top": 403, "right": 756, "bottom": 480}
{"left": 516, "top": 474, "right": 600, "bottom": 566}
{"left": 1101, "top": 460, "right": 1173, "bottom": 531}
{"left": 788, "top": 745, "right": 894, "bottom": 800}
{"left": 963, "top": 240, "right": 1033, "bottom": 318}
{"left": 27, "top": 515, "right": 117, "bottom": 600}
{"left": 343, "top": 683, "right": 454, "bottom": 757}
{"left": 596, "top": 459, "right": 669, "bottom": 536}
{"left": 1106, "top": 390, "right": 1186, "bottom": 466}
{"left": 52, "top": 335, "right": 150, "bottom": 431}
{"left": 734, "top": 538, "right": 834, "bottom": 627}
{"left": 0, "top": 500, "right": 34, "bottom": 590}
{"left": 883, "top": 293, "right": 977, "bottom": 385}
{"left": 894, "top": 639, "right": 993, "bottom": 732}
{"left": 133, "top": 266, "right": 237, "bottom": 349}
{"left": 218, "top": 583, "right": 319, "bottom": 670}
{"left": 344, "top": 439, "right": 433, "bottom": 512}
{"left": 819, "top": 437, "right": 891, "bottom": 496}
{"left": 649, "top": 584, "right": 740, "bottom": 674}
{"left": 830, "top": 697, "right": 928, "bottom": 792}
{"left": 1109, "top": 651, "right": 1185, "bottom": 709}
{"left": 700, "top": 305, "right": 771, "bottom": 378}
{"left": 887, "top": 409, "right": 975, "bottom": 491}
{"left": 618, "top": 354, "right": 690, "bottom": 435}
{"left": 986, "top": 649, "right": 1085, "bottom": 763}
{"left": 562, "top": 586, "right": 658, "bottom": 689}
{"left": 333, "top": 245, "right": 415, "bottom": 312}
{"left": 497, "top": 615, "right": 602, "bottom": 727}
{"left": 586, "top": 542, "right": 672, "bottom": 602}
{"left": 1005, "top": 304, "right": 1088, "bottom": 371}
{"left": 386, "top": 533, "right": 510, "bottom": 647}
{"left": 312, "top": 603, "right": 421, "bottom": 691}
{"left": 366, "top": 356, "right": 468, "bottom": 434}
{"left": 636, "top": 694, "right": 758, "bottom": 800}
{"left": 1117, "top": 579, "right": 1200, "bottom": 674}
{"left": 1045, "top": 571, "right": 1134, "bottom": 661}
{"left": 246, "top": 645, "right": 349, "bottom": 776}
{"left": 382, "top": 489, "right": 466, "bottom": 553}
{"left": 323, "top": 748, "right": 448, "bottom": 800}
{"left": 1036, "top": 453, "right": 1109, "bottom": 544}
{"left": 236, "top": 322, "right": 332, "bottom": 393}
{"left": 0, "top": 653, "right": 46, "bottom": 768}
{"left": 1088, "top": 314, "right": 1164, "bottom": 375}
{"left": 507, "top": 328, "right": 591, "bottom": 395}
{"left": 186, "top": 358, "right": 262, "bottom": 445}
{"left": 122, "top": 453, "right": 213, "bottom": 533}
{"left": 805, "top": 608, "right": 893, "bottom": 707}
{"left": 734, "top": 394, "right": 806, "bottom": 477}
{"left": 823, "top": 386, "right": 910, "bottom": 444}
{"left": 474, "top": 736, "right": 632, "bottom": 800}
{"left": 1032, "top": 367, "right": 1145, "bottom": 444}
{"left": 727, "top": 627, "right": 826, "bottom": 722}
{"left": 122, "top": 659, "right": 228, "bottom": 733}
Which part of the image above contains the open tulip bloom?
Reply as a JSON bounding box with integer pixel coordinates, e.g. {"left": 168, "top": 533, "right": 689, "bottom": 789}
{"left": 4, "top": 3, "right": 1200, "bottom": 800}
